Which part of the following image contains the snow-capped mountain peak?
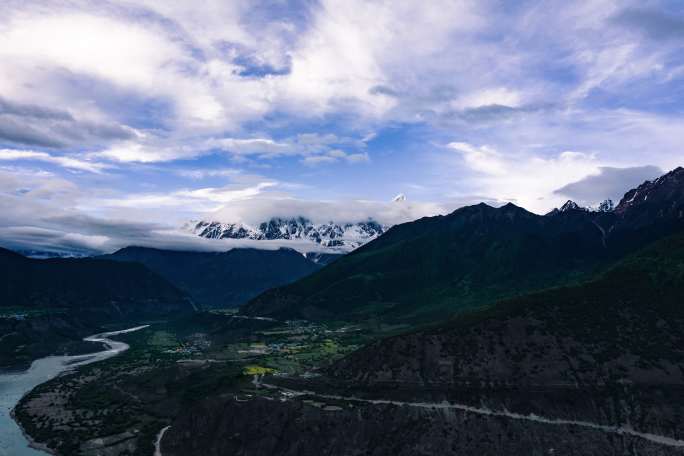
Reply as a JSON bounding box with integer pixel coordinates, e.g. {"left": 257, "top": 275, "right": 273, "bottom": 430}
{"left": 187, "top": 217, "right": 388, "bottom": 252}
{"left": 559, "top": 200, "right": 585, "bottom": 212}
{"left": 615, "top": 166, "right": 684, "bottom": 215}
{"left": 547, "top": 199, "right": 615, "bottom": 216}
{"left": 596, "top": 199, "right": 614, "bottom": 212}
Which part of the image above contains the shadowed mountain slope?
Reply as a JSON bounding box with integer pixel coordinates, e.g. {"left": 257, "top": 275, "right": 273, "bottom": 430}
{"left": 99, "top": 246, "right": 322, "bottom": 309}
{"left": 328, "top": 231, "right": 684, "bottom": 387}
{"left": 0, "top": 247, "right": 191, "bottom": 319}
{"left": 242, "top": 168, "right": 684, "bottom": 322}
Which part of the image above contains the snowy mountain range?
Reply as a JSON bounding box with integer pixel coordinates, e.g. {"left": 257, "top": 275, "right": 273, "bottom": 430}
{"left": 188, "top": 173, "right": 682, "bottom": 255}
{"left": 186, "top": 217, "right": 388, "bottom": 251}
{"left": 545, "top": 199, "right": 615, "bottom": 216}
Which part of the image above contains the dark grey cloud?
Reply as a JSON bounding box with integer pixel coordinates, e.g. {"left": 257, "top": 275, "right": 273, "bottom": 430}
{"left": 0, "top": 118, "right": 66, "bottom": 148}
{"left": 369, "top": 85, "right": 401, "bottom": 97}
{"left": 52, "top": 119, "right": 134, "bottom": 143}
{"left": 0, "top": 97, "right": 135, "bottom": 149}
{"left": 439, "top": 103, "right": 555, "bottom": 125}
{"left": 611, "top": 7, "right": 684, "bottom": 41}
{"left": 0, "top": 97, "right": 74, "bottom": 121}
{"left": 459, "top": 104, "right": 528, "bottom": 123}
{"left": 554, "top": 165, "right": 663, "bottom": 206}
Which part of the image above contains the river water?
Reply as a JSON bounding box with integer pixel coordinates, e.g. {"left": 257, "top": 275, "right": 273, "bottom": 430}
{"left": 0, "top": 325, "right": 149, "bottom": 456}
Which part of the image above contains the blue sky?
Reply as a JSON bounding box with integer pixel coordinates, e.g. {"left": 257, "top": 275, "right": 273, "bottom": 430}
{"left": 0, "top": 0, "right": 682, "bottom": 253}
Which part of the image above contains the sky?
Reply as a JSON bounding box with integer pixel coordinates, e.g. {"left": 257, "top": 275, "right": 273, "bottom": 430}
{"left": 0, "top": 0, "right": 682, "bottom": 254}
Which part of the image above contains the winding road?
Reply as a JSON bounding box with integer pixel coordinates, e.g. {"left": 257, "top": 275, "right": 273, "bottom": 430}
{"left": 257, "top": 377, "right": 684, "bottom": 450}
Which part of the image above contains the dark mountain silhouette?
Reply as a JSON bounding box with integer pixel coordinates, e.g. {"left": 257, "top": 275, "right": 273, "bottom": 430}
{"left": 99, "top": 246, "right": 322, "bottom": 309}
{"left": 242, "top": 167, "right": 684, "bottom": 322}
{"left": 0, "top": 248, "right": 191, "bottom": 319}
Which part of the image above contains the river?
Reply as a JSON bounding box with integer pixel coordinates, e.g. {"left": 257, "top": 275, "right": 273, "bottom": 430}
{"left": 0, "top": 325, "right": 149, "bottom": 456}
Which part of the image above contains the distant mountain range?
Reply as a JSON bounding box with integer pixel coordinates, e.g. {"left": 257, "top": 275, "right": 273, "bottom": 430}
{"left": 0, "top": 248, "right": 195, "bottom": 368}
{"left": 14, "top": 249, "right": 89, "bottom": 259}
{"left": 99, "top": 246, "right": 325, "bottom": 309}
{"left": 545, "top": 198, "right": 615, "bottom": 215}
{"left": 242, "top": 167, "right": 684, "bottom": 322}
{"left": 187, "top": 218, "right": 387, "bottom": 252}
{"left": 0, "top": 248, "right": 192, "bottom": 319}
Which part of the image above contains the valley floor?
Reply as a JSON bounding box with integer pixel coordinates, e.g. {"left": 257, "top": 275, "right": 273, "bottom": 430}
{"left": 13, "top": 313, "right": 684, "bottom": 456}
{"left": 13, "top": 314, "right": 377, "bottom": 455}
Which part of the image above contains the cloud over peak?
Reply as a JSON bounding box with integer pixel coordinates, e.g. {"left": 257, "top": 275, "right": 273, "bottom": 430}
{"left": 0, "top": 0, "right": 682, "bottom": 253}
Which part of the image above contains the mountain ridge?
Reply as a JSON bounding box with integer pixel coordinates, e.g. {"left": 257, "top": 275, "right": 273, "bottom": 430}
{"left": 0, "top": 248, "right": 193, "bottom": 319}
{"left": 328, "top": 230, "right": 684, "bottom": 388}
{"left": 242, "top": 167, "right": 684, "bottom": 322}
{"left": 187, "top": 217, "right": 388, "bottom": 252}
{"left": 99, "top": 246, "right": 324, "bottom": 309}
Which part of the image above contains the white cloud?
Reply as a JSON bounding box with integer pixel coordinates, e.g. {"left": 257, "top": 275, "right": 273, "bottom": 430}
{"left": 448, "top": 142, "right": 604, "bottom": 213}
{"left": 176, "top": 182, "right": 277, "bottom": 204}
{"left": 451, "top": 87, "right": 523, "bottom": 110}
{"left": 282, "top": 0, "right": 483, "bottom": 117}
{"left": 205, "top": 138, "right": 291, "bottom": 157}
{"left": 448, "top": 143, "right": 507, "bottom": 175}
{"left": 0, "top": 164, "right": 454, "bottom": 255}
{"left": 301, "top": 155, "right": 337, "bottom": 166}
{"left": 0, "top": 148, "right": 106, "bottom": 172}
{"left": 130, "top": 0, "right": 291, "bottom": 71}
{"left": 94, "top": 142, "right": 188, "bottom": 163}
{"left": 345, "top": 152, "right": 371, "bottom": 163}
{"left": 0, "top": 0, "right": 680, "bottom": 148}
{"left": 210, "top": 195, "right": 445, "bottom": 227}
{"left": 94, "top": 132, "right": 374, "bottom": 164}
{"left": 0, "top": 168, "right": 82, "bottom": 231}
{"left": 0, "top": 13, "right": 183, "bottom": 90}
{"left": 301, "top": 149, "right": 369, "bottom": 166}
{"left": 94, "top": 182, "right": 278, "bottom": 214}
{"left": 176, "top": 168, "right": 242, "bottom": 180}
{"left": 0, "top": 0, "right": 682, "bottom": 256}
{"left": 0, "top": 4, "right": 275, "bottom": 139}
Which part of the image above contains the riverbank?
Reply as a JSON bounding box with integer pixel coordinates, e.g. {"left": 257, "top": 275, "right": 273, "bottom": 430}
{"left": 12, "top": 408, "right": 55, "bottom": 455}
{"left": 9, "top": 317, "right": 274, "bottom": 456}
{"left": 9, "top": 316, "right": 386, "bottom": 455}
{"left": 0, "top": 314, "right": 104, "bottom": 372}
{"left": 0, "top": 325, "right": 149, "bottom": 456}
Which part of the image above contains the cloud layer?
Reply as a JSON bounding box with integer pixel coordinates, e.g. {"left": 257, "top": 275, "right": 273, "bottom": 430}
{"left": 0, "top": 0, "right": 682, "bottom": 254}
